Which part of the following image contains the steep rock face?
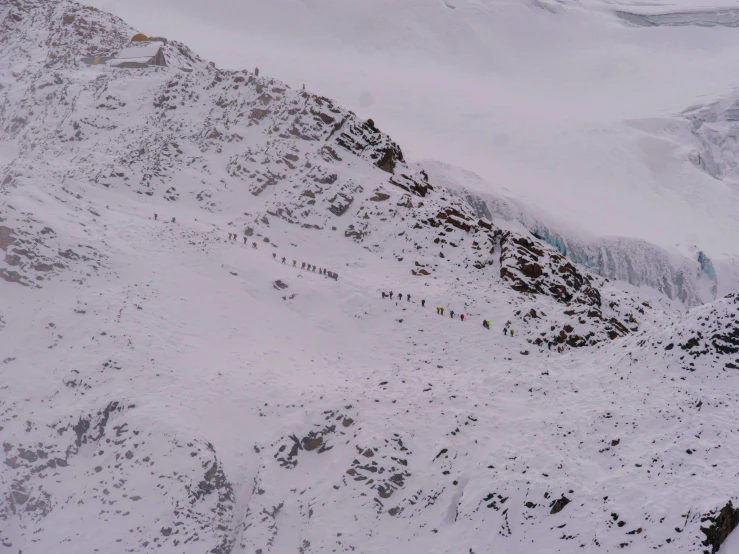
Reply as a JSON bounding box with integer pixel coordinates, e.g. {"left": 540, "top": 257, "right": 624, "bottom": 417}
{"left": 701, "top": 501, "right": 739, "bottom": 554}
{"left": 449, "top": 184, "right": 716, "bottom": 307}
{"left": 499, "top": 231, "right": 601, "bottom": 307}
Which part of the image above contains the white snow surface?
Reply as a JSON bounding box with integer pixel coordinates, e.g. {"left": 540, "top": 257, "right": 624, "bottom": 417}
{"left": 116, "top": 43, "right": 161, "bottom": 59}
{"left": 2, "top": 1, "right": 739, "bottom": 553}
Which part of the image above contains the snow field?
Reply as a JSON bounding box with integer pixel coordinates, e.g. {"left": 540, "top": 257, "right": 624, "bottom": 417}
{"left": 5, "top": 177, "right": 739, "bottom": 551}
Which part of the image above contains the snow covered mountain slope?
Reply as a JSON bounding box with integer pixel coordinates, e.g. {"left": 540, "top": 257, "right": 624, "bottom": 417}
{"left": 77, "top": 0, "right": 739, "bottom": 294}
{"left": 2, "top": 1, "right": 739, "bottom": 553}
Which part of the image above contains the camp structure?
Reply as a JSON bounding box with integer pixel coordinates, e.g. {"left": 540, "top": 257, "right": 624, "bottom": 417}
{"left": 80, "top": 55, "right": 115, "bottom": 66}
{"left": 81, "top": 34, "right": 168, "bottom": 68}
{"left": 109, "top": 41, "right": 167, "bottom": 68}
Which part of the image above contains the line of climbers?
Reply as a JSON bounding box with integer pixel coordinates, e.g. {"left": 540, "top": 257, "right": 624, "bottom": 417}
{"left": 285, "top": 257, "right": 339, "bottom": 280}
{"left": 380, "top": 290, "right": 566, "bottom": 353}
{"left": 177, "top": 220, "right": 568, "bottom": 353}
{"left": 223, "top": 230, "right": 340, "bottom": 280}
{"left": 381, "top": 290, "right": 424, "bottom": 305}
{"left": 156, "top": 217, "right": 341, "bottom": 281}
{"left": 227, "top": 231, "right": 249, "bottom": 244}
{"left": 437, "top": 306, "right": 465, "bottom": 321}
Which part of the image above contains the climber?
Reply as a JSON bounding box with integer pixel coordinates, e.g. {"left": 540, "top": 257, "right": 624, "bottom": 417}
{"left": 307, "top": 264, "right": 312, "bottom": 271}
{"left": 293, "top": 260, "right": 297, "bottom": 267}
{"left": 312, "top": 266, "right": 316, "bottom": 272}
{"left": 483, "top": 319, "right": 489, "bottom": 329}
{"left": 450, "top": 310, "right": 455, "bottom": 318}
{"left": 399, "top": 293, "right": 403, "bottom": 301}
{"left": 252, "top": 242, "right": 257, "bottom": 248}
{"left": 282, "top": 257, "right": 286, "bottom": 264}
{"left": 510, "top": 329, "right": 515, "bottom": 337}
{"left": 382, "top": 291, "right": 387, "bottom": 299}
{"left": 171, "top": 217, "right": 176, "bottom": 223}
{"left": 273, "top": 253, "right": 277, "bottom": 259}
{"left": 407, "top": 294, "right": 411, "bottom": 302}
{"left": 421, "top": 299, "right": 425, "bottom": 307}
{"left": 243, "top": 236, "right": 247, "bottom": 244}
{"left": 233, "top": 234, "right": 237, "bottom": 241}
{"left": 154, "top": 213, "right": 158, "bottom": 220}
{"left": 440, "top": 307, "right": 444, "bottom": 315}
{"left": 302, "top": 262, "right": 306, "bottom": 269}
{"left": 389, "top": 291, "right": 394, "bottom": 299}
{"left": 460, "top": 314, "right": 465, "bottom": 322}
{"left": 503, "top": 328, "right": 508, "bottom": 336}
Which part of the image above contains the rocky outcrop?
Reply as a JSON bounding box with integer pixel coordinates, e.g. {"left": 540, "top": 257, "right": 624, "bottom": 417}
{"left": 655, "top": 292, "right": 739, "bottom": 373}
{"left": 499, "top": 231, "right": 601, "bottom": 308}
{"left": 700, "top": 501, "right": 739, "bottom": 553}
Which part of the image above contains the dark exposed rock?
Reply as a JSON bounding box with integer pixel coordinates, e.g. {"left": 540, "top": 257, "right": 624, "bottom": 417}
{"left": 521, "top": 263, "right": 542, "bottom": 279}
{"left": 58, "top": 248, "right": 80, "bottom": 260}
{"left": 327, "top": 193, "right": 353, "bottom": 216}
{"left": 0, "top": 268, "right": 28, "bottom": 286}
{"left": 375, "top": 147, "right": 398, "bottom": 173}
{"left": 550, "top": 495, "right": 570, "bottom": 515}
{"left": 682, "top": 337, "right": 700, "bottom": 350}
{"left": 370, "top": 191, "right": 390, "bottom": 202}
{"left": 498, "top": 231, "right": 601, "bottom": 309}
{"left": 701, "top": 501, "right": 739, "bottom": 553}
{"left": 302, "top": 435, "right": 324, "bottom": 451}
{"left": 0, "top": 226, "right": 16, "bottom": 250}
